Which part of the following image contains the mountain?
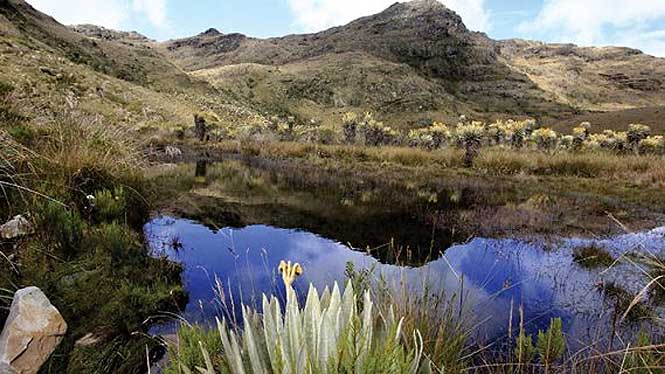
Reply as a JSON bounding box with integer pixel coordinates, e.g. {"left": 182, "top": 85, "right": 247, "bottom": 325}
{"left": 161, "top": 0, "right": 665, "bottom": 128}
{"left": 0, "top": 0, "right": 268, "bottom": 134}
{"left": 1, "top": 0, "right": 665, "bottom": 132}
{"left": 161, "top": 0, "right": 572, "bottom": 126}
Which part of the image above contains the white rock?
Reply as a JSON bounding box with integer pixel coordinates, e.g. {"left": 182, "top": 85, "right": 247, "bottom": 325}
{"left": 0, "top": 215, "right": 32, "bottom": 240}
{"left": 0, "top": 287, "right": 67, "bottom": 374}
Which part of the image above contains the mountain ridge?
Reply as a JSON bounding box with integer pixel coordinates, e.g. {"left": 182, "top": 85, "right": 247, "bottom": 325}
{"left": 2, "top": 0, "right": 665, "bottom": 130}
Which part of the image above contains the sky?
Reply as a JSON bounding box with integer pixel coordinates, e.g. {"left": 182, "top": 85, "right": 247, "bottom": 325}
{"left": 26, "top": 0, "right": 665, "bottom": 57}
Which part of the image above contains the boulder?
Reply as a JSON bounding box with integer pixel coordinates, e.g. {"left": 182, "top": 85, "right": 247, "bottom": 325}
{"left": 0, "top": 287, "right": 67, "bottom": 374}
{"left": 0, "top": 215, "right": 32, "bottom": 240}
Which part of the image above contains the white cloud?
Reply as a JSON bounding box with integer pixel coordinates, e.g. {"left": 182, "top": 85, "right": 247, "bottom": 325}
{"left": 26, "top": 0, "right": 168, "bottom": 29}
{"left": 132, "top": 0, "right": 168, "bottom": 28}
{"left": 286, "top": 0, "right": 491, "bottom": 33}
{"left": 520, "top": 0, "right": 665, "bottom": 57}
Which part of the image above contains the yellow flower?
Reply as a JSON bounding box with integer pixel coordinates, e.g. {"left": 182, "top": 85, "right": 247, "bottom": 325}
{"left": 278, "top": 260, "right": 303, "bottom": 288}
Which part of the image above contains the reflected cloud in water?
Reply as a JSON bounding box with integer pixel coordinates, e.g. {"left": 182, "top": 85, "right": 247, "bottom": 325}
{"left": 146, "top": 216, "right": 665, "bottom": 346}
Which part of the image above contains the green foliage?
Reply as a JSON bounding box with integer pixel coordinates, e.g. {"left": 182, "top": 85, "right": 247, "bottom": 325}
{"left": 602, "top": 283, "right": 653, "bottom": 322}
{"left": 91, "top": 223, "right": 144, "bottom": 273}
{"left": 172, "top": 282, "right": 424, "bottom": 373}
{"left": 536, "top": 318, "right": 566, "bottom": 368}
{"left": 6, "top": 124, "right": 37, "bottom": 146}
{"left": 93, "top": 187, "right": 127, "bottom": 223}
{"left": 515, "top": 329, "right": 535, "bottom": 367}
{"left": 0, "top": 81, "right": 13, "bottom": 98}
{"left": 37, "top": 202, "right": 85, "bottom": 259}
{"left": 165, "top": 325, "right": 223, "bottom": 374}
{"left": 344, "top": 261, "right": 374, "bottom": 296}
{"left": 623, "top": 332, "right": 665, "bottom": 374}
{"left": 67, "top": 335, "right": 160, "bottom": 374}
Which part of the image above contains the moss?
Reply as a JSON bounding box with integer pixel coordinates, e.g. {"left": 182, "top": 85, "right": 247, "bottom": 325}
{"left": 573, "top": 245, "right": 615, "bottom": 269}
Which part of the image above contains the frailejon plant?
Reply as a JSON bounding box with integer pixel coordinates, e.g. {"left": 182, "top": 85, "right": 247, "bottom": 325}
{"left": 342, "top": 112, "right": 359, "bottom": 144}
{"left": 455, "top": 122, "right": 485, "bottom": 167}
{"left": 178, "top": 281, "right": 424, "bottom": 374}
{"left": 530, "top": 128, "right": 558, "bottom": 151}
{"left": 628, "top": 124, "right": 651, "bottom": 151}
{"left": 639, "top": 135, "right": 665, "bottom": 155}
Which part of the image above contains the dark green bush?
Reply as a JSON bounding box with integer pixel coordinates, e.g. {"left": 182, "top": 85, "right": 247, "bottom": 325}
{"left": 93, "top": 187, "right": 126, "bottom": 223}
{"left": 37, "top": 202, "right": 85, "bottom": 259}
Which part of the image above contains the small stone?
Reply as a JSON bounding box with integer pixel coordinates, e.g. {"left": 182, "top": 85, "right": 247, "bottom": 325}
{"left": 0, "top": 215, "right": 32, "bottom": 240}
{"left": 0, "top": 287, "right": 67, "bottom": 374}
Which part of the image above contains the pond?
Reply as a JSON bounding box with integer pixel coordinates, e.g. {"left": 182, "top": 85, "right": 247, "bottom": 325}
{"left": 146, "top": 160, "right": 665, "bottom": 349}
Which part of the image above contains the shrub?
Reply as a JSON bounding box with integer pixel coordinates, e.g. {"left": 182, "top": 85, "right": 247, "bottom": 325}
{"left": 93, "top": 187, "right": 126, "bottom": 223}
{"left": 536, "top": 318, "right": 566, "bottom": 368}
{"left": 37, "top": 202, "right": 85, "bottom": 259}
{"left": 92, "top": 223, "right": 144, "bottom": 273}
{"left": 573, "top": 245, "right": 615, "bottom": 268}
{"left": 515, "top": 307, "right": 535, "bottom": 367}
{"left": 7, "top": 124, "right": 37, "bottom": 147}
{"left": 530, "top": 128, "right": 558, "bottom": 151}
{"left": 173, "top": 282, "right": 424, "bottom": 373}
{"left": 628, "top": 124, "right": 651, "bottom": 148}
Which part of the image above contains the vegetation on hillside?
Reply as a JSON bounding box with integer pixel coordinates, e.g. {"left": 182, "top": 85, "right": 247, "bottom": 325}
{"left": 200, "top": 112, "right": 665, "bottom": 159}
{"left": 1, "top": 1, "right": 665, "bottom": 373}
{"left": 0, "top": 82, "right": 184, "bottom": 373}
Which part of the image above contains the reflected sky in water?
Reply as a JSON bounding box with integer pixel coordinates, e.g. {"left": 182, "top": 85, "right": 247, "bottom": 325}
{"left": 145, "top": 217, "right": 665, "bottom": 346}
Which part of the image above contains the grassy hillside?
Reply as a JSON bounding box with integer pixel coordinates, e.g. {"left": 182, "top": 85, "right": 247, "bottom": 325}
{"left": 547, "top": 106, "right": 665, "bottom": 134}
{"left": 500, "top": 39, "right": 665, "bottom": 112}
{"left": 161, "top": 0, "right": 574, "bottom": 124}
{"left": 160, "top": 0, "right": 665, "bottom": 129}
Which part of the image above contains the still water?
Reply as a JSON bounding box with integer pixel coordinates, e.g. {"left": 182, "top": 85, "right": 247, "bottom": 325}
{"left": 145, "top": 214, "right": 665, "bottom": 347}
{"left": 145, "top": 160, "right": 665, "bottom": 347}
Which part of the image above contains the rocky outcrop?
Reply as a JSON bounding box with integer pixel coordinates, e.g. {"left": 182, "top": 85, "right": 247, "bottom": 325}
{"left": 71, "top": 24, "right": 153, "bottom": 44}
{"left": 0, "top": 215, "right": 32, "bottom": 240}
{"left": 0, "top": 287, "right": 67, "bottom": 374}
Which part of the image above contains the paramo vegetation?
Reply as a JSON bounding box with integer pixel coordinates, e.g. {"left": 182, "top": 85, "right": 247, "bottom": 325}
{"left": 189, "top": 112, "right": 665, "bottom": 156}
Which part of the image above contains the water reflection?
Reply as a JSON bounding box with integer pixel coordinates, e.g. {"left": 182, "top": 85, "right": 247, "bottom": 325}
{"left": 145, "top": 216, "right": 665, "bottom": 347}
{"left": 194, "top": 160, "right": 208, "bottom": 184}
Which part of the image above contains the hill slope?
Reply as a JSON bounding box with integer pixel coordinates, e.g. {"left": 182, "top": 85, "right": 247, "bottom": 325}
{"left": 499, "top": 39, "right": 665, "bottom": 112}
{"left": 0, "top": 0, "right": 271, "bottom": 134}
{"left": 161, "top": 0, "right": 574, "bottom": 126}
{"left": 2, "top": 0, "right": 665, "bottom": 131}
{"left": 161, "top": 0, "right": 665, "bottom": 128}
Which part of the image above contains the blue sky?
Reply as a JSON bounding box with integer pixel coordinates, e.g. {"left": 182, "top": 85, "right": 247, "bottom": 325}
{"left": 27, "top": 0, "right": 665, "bottom": 56}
